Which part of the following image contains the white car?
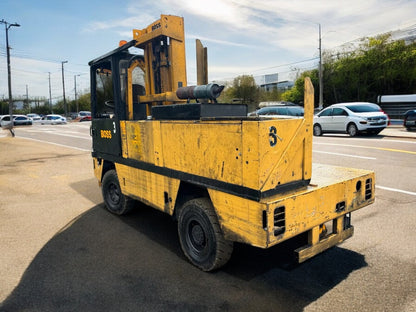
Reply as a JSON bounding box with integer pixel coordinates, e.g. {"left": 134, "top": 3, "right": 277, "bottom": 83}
{"left": 0, "top": 114, "right": 33, "bottom": 127}
{"left": 313, "top": 102, "right": 389, "bottom": 137}
{"left": 41, "top": 114, "right": 67, "bottom": 125}
{"left": 27, "top": 113, "right": 42, "bottom": 121}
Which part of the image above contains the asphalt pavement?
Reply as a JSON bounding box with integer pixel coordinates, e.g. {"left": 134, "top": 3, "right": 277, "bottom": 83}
{"left": 0, "top": 124, "right": 415, "bottom": 311}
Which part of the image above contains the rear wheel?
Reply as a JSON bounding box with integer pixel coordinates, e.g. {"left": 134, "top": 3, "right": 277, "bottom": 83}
{"left": 101, "top": 169, "right": 135, "bottom": 215}
{"left": 178, "top": 197, "right": 233, "bottom": 271}
{"left": 347, "top": 123, "right": 358, "bottom": 137}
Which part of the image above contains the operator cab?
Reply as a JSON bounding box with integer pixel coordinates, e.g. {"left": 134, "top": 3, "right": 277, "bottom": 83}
{"left": 89, "top": 40, "right": 146, "bottom": 156}
{"left": 89, "top": 40, "right": 146, "bottom": 122}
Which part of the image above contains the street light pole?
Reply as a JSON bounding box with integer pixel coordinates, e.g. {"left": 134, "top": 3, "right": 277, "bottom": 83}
{"left": 318, "top": 23, "right": 323, "bottom": 110}
{"left": 1, "top": 19, "right": 20, "bottom": 136}
{"left": 61, "top": 61, "right": 68, "bottom": 117}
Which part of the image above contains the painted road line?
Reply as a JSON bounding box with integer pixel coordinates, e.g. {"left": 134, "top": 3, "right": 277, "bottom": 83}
{"left": 314, "top": 142, "right": 416, "bottom": 155}
{"left": 22, "top": 130, "right": 90, "bottom": 140}
{"left": 313, "top": 150, "right": 376, "bottom": 160}
{"left": 20, "top": 136, "right": 91, "bottom": 152}
{"left": 376, "top": 185, "right": 416, "bottom": 196}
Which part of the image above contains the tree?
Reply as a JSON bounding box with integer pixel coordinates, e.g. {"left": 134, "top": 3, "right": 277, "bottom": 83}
{"left": 322, "top": 34, "right": 416, "bottom": 105}
{"left": 0, "top": 100, "right": 8, "bottom": 115}
{"left": 222, "top": 75, "right": 259, "bottom": 112}
{"left": 77, "top": 93, "right": 91, "bottom": 111}
{"left": 281, "top": 70, "right": 319, "bottom": 106}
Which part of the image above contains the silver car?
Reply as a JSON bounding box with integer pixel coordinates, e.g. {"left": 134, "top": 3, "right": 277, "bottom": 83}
{"left": 41, "top": 114, "right": 67, "bottom": 125}
{"left": 313, "top": 102, "right": 389, "bottom": 137}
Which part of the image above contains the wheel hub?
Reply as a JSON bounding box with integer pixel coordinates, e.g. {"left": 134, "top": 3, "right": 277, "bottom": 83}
{"left": 109, "top": 183, "right": 120, "bottom": 203}
{"left": 190, "top": 222, "right": 206, "bottom": 248}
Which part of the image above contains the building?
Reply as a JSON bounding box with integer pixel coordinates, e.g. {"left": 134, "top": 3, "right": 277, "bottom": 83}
{"left": 255, "top": 73, "right": 294, "bottom": 92}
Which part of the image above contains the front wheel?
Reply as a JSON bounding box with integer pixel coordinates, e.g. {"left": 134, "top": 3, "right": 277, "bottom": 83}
{"left": 178, "top": 198, "right": 233, "bottom": 271}
{"left": 347, "top": 123, "right": 358, "bottom": 137}
{"left": 313, "top": 124, "right": 323, "bottom": 136}
{"left": 101, "top": 169, "right": 135, "bottom": 215}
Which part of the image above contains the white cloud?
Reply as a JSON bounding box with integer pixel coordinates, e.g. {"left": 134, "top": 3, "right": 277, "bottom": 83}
{"left": 2, "top": 0, "right": 416, "bottom": 98}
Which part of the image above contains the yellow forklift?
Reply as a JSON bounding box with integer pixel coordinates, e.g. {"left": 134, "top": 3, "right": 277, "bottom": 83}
{"left": 90, "top": 15, "right": 375, "bottom": 271}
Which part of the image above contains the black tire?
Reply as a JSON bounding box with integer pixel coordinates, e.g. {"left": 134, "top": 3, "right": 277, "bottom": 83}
{"left": 347, "top": 123, "right": 358, "bottom": 137}
{"left": 313, "top": 124, "right": 322, "bottom": 136}
{"left": 101, "top": 169, "right": 135, "bottom": 215}
{"left": 178, "top": 197, "right": 233, "bottom": 271}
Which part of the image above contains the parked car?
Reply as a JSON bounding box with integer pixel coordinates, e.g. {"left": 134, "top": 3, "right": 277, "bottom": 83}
{"left": 27, "top": 113, "right": 42, "bottom": 121}
{"left": 0, "top": 114, "right": 32, "bottom": 127}
{"left": 0, "top": 115, "right": 10, "bottom": 127}
{"left": 403, "top": 110, "right": 416, "bottom": 130}
{"left": 14, "top": 115, "right": 33, "bottom": 125}
{"left": 41, "top": 114, "right": 67, "bottom": 125}
{"left": 313, "top": 102, "right": 389, "bottom": 137}
{"left": 248, "top": 102, "right": 304, "bottom": 118}
{"left": 78, "top": 111, "right": 91, "bottom": 122}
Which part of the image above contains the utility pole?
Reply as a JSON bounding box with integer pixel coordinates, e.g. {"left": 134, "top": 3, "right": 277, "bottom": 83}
{"left": 26, "top": 84, "right": 29, "bottom": 112}
{"left": 48, "top": 72, "right": 52, "bottom": 113}
{"left": 74, "top": 74, "right": 80, "bottom": 113}
{"left": 318, "top": 23, "right": 323, "bottom": 110}
{"left": 61, "top": 61, "right": 68, "bottom": 116}
{"left": 0, "top": 19, "right": 20, "bottom": 136}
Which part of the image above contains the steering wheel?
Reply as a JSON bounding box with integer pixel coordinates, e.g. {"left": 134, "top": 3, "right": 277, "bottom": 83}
{"left": 104, "top": 100, "right": 115, "bottom": 109}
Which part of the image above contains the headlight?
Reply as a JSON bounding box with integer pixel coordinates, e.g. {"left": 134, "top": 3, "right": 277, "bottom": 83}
{"left": 359, "top": 118, "right": 368, "bottom": 125}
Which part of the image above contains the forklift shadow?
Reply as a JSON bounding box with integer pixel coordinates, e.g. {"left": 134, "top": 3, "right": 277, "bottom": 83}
{"left": 225, "top": 241, "right": 367, "bottom": 301}
{"left": 1, "top": 203, "right": 367, "bottom": 312}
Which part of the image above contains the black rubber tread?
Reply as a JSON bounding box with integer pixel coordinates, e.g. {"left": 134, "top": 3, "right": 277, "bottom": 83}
{"left": 178, "top": 197, "right": 233, "bottom": 271}
{"left": 313, "top": 124, "right": 322, "bottom": 136}
{"left": 101, "top": 169, "right": 135, "bottom": 215}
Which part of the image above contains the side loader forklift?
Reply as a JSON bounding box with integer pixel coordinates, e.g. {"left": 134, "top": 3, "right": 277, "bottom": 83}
{"left": 90, "top": 15, "right": 375, "bottom": 271}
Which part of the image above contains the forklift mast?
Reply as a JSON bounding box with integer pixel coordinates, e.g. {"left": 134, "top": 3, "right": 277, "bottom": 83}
{"left": 89, "top": 14, "right": 187, "bottom": 123}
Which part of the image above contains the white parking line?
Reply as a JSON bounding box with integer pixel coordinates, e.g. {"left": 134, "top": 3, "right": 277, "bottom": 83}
{"left": 20, "top": 136, "right": 91, "bottom": 152}
{"left": 315, "top": 142, "right": 416, "bottom": 155}
{"left": 376, "top": 185, "right": 416, "bottom": 196}
{"left": 23, "top": 129, "right": 90, "bottom": 140}
{"left": 313, "top": 150, "right": 376, "bottom": 160}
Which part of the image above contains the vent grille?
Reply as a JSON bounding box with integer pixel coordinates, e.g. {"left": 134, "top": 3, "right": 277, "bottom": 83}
{"left": 274, "top": 206, "right": 285, "bottom": 236}
{"left": 336, "top": 201, "right": 346, "bottom": 213}
{"left": 365, "top": 178, "right": 372, "bottom": 200}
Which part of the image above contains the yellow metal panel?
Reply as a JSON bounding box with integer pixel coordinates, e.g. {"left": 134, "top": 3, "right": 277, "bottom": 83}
{"left": 242, "top": 121, "right": 260, "bottom": 190}
{"left": 160, "top": 120, "right": 243, "bottom": 185}
{"left": 257, "top": 119, "right": 306, "bottom": 190}
{"left": 208, "top": 189, "right": 267, "bottom": 246}
{"left": 115, "top": 163, "right": 180, "bottom": 215}
{"left": 266, "top": 164, "right": 374, "bottom": 246}
{"left": 120, "top": 121, "right": 128, "bottom": 158}
{"left": 124, "top": 121, "right": 155, "bottom": 162}
{"left": 152, "top": 121, "right": 164, "bottom": 167}
{"left": 92, "top": 157, "right": 103, "bottom": 185}
{"left": 169, "top": 38, "right": 187, "bottom": 90}
{"left": 208, "top": 164, "right": 374, "bottom": 248}
{"left": 133, "top": 15, "right": 185, "bottom": 45}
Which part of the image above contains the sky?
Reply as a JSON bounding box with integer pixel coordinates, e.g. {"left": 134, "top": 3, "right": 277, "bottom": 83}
{"left": 1, "top": 0, "right": 416, "bottom": 103}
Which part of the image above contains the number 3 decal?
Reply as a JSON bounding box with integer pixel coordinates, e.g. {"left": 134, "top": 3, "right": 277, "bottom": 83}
{"left": 269, "top": 126, "right": 282, "bottom": 147}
